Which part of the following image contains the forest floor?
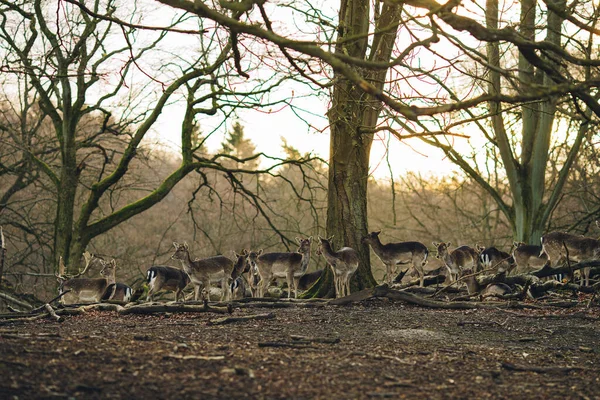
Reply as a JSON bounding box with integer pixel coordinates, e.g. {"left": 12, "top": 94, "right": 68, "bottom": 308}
{"left": 1, "top": 297, "right": 599, "bottom": 400}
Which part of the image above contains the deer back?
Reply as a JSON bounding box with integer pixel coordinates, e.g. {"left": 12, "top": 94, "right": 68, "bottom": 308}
{"left": 541, "top": 231, "right": 600, "bottom": 262}
{"left": 146, "top": 266, "right": 190, "bottom": 291}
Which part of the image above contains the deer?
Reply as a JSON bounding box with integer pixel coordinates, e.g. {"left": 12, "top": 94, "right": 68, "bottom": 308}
{"left": 475, "top": 245, "right": 515, "bottom": 275}
{"left": 58, "top": 253, "right": 116, "bottom": 305}
{"left": 102, "top": 283, "right": 133, "bottom": 303}
{"left": 461, "top": 267, "right": 512, "bottom": 297}
{"left": 250, "top": 237, "right": 312, "bottom": 299}
{"left": 432, "top": 242, "right": 479, "bottom": 284}
{"left": 511, "top": 242, "right": 548, "bottom": 274}
{"left": 244, "top": 250, "right": 262, "bottom": 297}
{"left": 362, "top": 231, "right": 429, "bottom": 286}
{"left": 146, "top": 265, "right": 190, "bottom": 302}
{"left": 316, "top": 236, "right": 359, "bottom": 298}
{"left": 229, "top": 250, "right": 249, "bottom": 299}
{"left": 171, "top": 242, "right": 235, "bottom": 301}
{"left": 298, "top": 269, "right": 323, "bottom": 291}
{"left": 541, "top": 231, "right": 600, "bottom": 286}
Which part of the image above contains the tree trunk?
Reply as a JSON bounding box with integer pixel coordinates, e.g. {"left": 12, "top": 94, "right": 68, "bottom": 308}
{"left": 305, "top": 0, "right": 402, "bottom": 296}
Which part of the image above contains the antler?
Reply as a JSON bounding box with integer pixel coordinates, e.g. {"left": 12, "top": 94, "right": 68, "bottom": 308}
{"left": 55, "top": 251, "right": 102, "bottom": 280}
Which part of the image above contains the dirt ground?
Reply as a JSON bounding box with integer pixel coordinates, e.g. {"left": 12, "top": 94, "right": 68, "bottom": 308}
{"left": 1, "top": 298, "right": 599, "bottom": 400}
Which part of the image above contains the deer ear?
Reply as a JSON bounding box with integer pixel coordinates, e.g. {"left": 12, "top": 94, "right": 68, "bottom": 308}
{"left": 447, "top": 242, "right": 452, "bottom": 247}
{"left": 328, "top": 235, "right": 334, "bottom": 242}
{"left": 374, "top": 230, "right": 381, "bottom": 235}
{"left": 242, "top": 249, "right": 248, "bottom": 256}
{"left": 258, "top": 249, "right": 263, "bottom": 255}
{"left": 184, "top": 242, "right": 189, "bottom": 249}
{"left": 111, "top": 259, "right": 116, "bottom": 267}
{"left": 432, "top": 242, "right": 438, "bottom": 247}
{"left": 308, "top": 236, "right": 313, "bottom": 242}
{"left": 173, "top": 242, "right": 179, "bottom": 248}
{"left": 295, "top": 237, "right": 302, "bottom": 244}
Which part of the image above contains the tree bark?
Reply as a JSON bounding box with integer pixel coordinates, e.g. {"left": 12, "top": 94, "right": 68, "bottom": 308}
{"left": 306, "top": 0, "right": 403, "bottom": 296}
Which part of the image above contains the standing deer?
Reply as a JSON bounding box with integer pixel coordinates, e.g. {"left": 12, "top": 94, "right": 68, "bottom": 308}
{"left": 58, "top": 254, "right": 116, "bottom": 305}
{"left": 316, "top": 236, "right": 359, "bottom": 298}
{"left": 251, "top": 237, "right": 312, "bottom": 299}
{"left": 476, "top": 245, "right": 515, "bottom": 274}
{"left": 362, "top": 231, "right": 429, "bottom": 286}
{"left": 511, "top": 242, "right": 548, "bottom": 274}
{"left": 171, "top": 242, "right": 235, "bottom": 301}
{"left": 230, "top": 250, "right": 249, "bottom": 299}
{"left": 433, "top": 242, "right": 479, "bottom": 284}
{"left": 244, "top": 250, "right": 262, "bottom": 297}
{"left": 541, "top": 231, "right": 600, "bottom": 286}
{"left": 146, "top": 265, "right": 190, "bottom": 302}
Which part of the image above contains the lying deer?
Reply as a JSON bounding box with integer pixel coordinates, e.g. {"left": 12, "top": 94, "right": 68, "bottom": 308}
{"left": 362, "top": 231, "right": 428, "bottom": 286}
{"left": 476, "top": 245, "right": 515, "bottom": 274}
{"left": 58, "top": 253, "right": 116, "bottom": 305}
{"left": 250, "top": 237, "right": 312, "bottom": 299}
{"left": 511, "top": 242, "right": 548, "bottom": 274}
{"left": 102, "top": 282, "right": 133, "bottom": 303}
{"left": 541, "top": 231, "right": 600, "bottom": 286}
{"left": 316, "top": 236, "right": 359, "bottom": 298}
{"left": 433, "top": 242, "right": 479, "bottom": 284}
{"left": 146, "top": 265, "right": 190, "bottom": 302}
{"left": 171, "top": 242, "right": 235, "bottom": 301}
{"left": 461, "top": 267, "right": 512, "bottom": 297}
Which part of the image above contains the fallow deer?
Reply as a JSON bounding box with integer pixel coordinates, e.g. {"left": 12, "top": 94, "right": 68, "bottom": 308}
{"left": 244, "top": 250, "right": 261, "bottom": 297}
{"left": 432, "top": 242, "right": 479, "bottom": 284}
{"left": 58, "top": 254, "right": 116, "bottom": 305}
{"left": 476, "top": 245, "right": 515, "bottom": 274}
{"left": 316, "top": 236, "right": 359, "bottom": 298}
{"left": 511, "top": 242, "right": 548, "bottom": 274}
{"left": 146, "top": 265, "right": 190, "bottom": 302}
{"left": 250, "top": 237, "right": 312, "bottom": 299}
{"left": 171, "top": 242, "right": 235, "bottom": 301}
{"left": 229, "top": 250, "right": 249, "bottom": 299}
{"left": 541, "top": 231, "right": 600, "bottom": 286}
{"left": 101, "top": 282, "right": 133, "bottom": 303}
{"left": 362, "top": 231, "right": 428, "bottom": 286}
{"left": 298, "top": 269, "right": 323, "bottom": 291}
{"left": 461, "top": 267, "right": 512, "bottom": 297}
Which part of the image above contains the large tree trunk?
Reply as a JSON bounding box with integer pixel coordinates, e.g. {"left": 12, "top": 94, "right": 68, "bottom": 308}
{"left": 305, "top": 0, "right": 402, "bottom": 297}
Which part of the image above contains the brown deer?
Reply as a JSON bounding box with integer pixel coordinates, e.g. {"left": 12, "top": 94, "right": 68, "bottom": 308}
{"left": 433, "top": 242, "right": 479, "bottom": 284}
{"left": 461, "top": 267, "right": 512, "bottom": 297}
{"left": 244, "top": 250, "right": 262, "bottom": 297}
{"left": 362, "top": 231, "right": 429, "bottom": 286}
{"left": 475, "top": 245, "right": 515, "bottom": 274}
{"left": 316, "top": 236, "right": 359, "bottom": 298}
{"left": 171, "top": 242, "right": 235, "bottom": 301}
{"left": 58, "top": 254, "right": 116, "bottom": 305}
{"left": 511, "top": 242, "right": 548, "bottom": 274}
{"left": 250, "top": 237, "right": 312, "bottom": 299}
{"left": 146, "top": 265, "right": 190, "bottom": 302}
{"left": 541, "top": 231, "right": 600, "bottom": 286}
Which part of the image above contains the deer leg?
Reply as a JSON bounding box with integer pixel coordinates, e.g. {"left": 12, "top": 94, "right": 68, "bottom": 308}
{"left": 286, "top": 270, "right": 294, "bottom": 299}
{"left": 194, "top": 284, "right": 201, "bottom": 301}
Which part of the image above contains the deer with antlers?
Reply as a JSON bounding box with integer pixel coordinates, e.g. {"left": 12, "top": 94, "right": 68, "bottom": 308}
{"left": 57, "top": 253, "right": 116, "bottom": 305}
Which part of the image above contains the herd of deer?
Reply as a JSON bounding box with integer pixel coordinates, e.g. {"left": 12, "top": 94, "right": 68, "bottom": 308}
{"left": 56, "top": 226, "right": 600, "bottom": 305}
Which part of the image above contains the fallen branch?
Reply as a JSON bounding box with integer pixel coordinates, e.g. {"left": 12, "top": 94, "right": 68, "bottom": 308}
{"left": 119, "top": 301, "right": 232, "bottom": 315}
{"left": 207, "top": 312, "right": 275, "bottom": 326}
{"left": 0, "top": 292, "right": 33, "bottom": 310}
{"left": 44, "top": 304, "right": 63, "bottom": 322}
